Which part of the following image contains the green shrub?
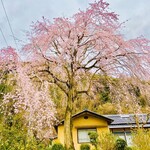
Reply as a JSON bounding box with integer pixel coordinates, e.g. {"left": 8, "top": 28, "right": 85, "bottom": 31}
{"left": 115, "top": 138, "right": 127, "bottom": 150}
{"left": 52, "top": 143, "right": 65, "bottom": 150}
{"left": 88, "top": 131, "right": 98, "bottom": 148}
{"left": 132, "top": 129, "right": 150, "bottom": 150}
{"left": 99, "top": 132, "right": 116, "bottom": 150}
{"left": 88, "top": 132, "right": 116, "bottom": 150}
{"left": 80, "top": 144, "right": 90, "bottom": 150}
{"left": 125, "top": 147, "right": 132, "bottom": 150}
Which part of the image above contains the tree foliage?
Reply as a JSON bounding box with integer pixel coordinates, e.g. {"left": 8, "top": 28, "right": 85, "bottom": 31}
{"left": 132, "top": 129, "right": 150, "bottom": 150}
{"left": 0, "top": 46, "right": 56, "bottom": 144}
{"left": 88, "top": 132, "right": 116, "bottom": 150}
{"left": 22, "top": 0, "right": 150, "bottom": 149}
{"left": 0, "top": 0, "right": 150, "bottom": 149}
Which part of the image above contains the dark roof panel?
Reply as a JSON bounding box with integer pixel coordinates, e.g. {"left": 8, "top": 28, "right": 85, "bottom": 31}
{"left": 55, "top": 110, "right": 150, "bottom": 128}
{"left": 104, "top": 114, "right": 150, "bottom": 126}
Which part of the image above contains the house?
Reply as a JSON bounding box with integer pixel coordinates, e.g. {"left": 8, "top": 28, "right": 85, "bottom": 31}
{"left": 105, "top": 113, "right": 150, "bottom": 146}
{"left": 55, "top": 110, "right": 150, "bottom": 149}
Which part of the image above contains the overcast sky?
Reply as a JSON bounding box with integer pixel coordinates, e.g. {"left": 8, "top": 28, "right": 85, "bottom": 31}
{"left": 0, "top": 0, "right": 150, "bottom": 50}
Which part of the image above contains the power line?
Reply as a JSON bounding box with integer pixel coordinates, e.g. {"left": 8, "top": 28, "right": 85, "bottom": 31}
{"left": 0, "top": 27, "right": 8, "bottom": 47}
{"left": 1, "top": 0, "right": 18, "bottom": 50}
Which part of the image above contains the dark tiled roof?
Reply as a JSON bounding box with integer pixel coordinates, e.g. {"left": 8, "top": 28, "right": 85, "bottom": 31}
{"left": 104, "top": 114, "right": 150, "bottom": 128}
{"left": 55, "top": 109, "right": 150, "bottom": 128}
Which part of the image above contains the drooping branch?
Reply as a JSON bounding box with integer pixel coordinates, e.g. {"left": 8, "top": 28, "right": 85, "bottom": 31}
{"left": 39, "top": 68, "right": 68, "bottom": 95}
{"left": 74, "top": 68, "right": 100, "bottom": 99}
{"left": 22, "top": 1, "right": 150, "bottom": 149}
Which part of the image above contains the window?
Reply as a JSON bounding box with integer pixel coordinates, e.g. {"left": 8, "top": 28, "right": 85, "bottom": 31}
{"left": 113, "top": 131, "right": 132, "bottom": 146}
{"left": 78, "top": 128, "right": 96, "bottom": 143}
{"left": 125, "top": 132, "right": 132, "bottom": 146}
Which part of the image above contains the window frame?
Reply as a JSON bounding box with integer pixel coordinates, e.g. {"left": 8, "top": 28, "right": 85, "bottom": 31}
{"left": 112, "top": 129, "right": 132, "bottom": 146}
{"left": 77, "top": 128, "right": 97, "bottom": 144}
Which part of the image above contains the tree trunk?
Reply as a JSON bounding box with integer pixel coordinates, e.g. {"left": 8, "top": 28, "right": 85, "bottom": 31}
{"left": 64, "top": 90, "right": 75, "bottom": 150}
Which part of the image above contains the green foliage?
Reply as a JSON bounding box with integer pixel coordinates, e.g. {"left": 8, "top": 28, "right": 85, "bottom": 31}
{"left": 96, "top": 76, "right": 111, "bottom": 103}
{"left": 49, "top": 84, "right": 66, "bottom": 119}
{"left": 132, "top": 129, "right": 150, "bottom": 150}
{"left": 0, "top": 125, "right": 50, "bottom": 150}
{"left": 0, "top": 71, "right": 53, "bottom": 150}
{"left": 80, "top": 144, "right": 90, "bottom": 150}
{"left": 88, "top": 131, "right": 98, "bottom": 149}
{"left": 0, "top": 72, "right": 15, "bottom": 101}
{"left": 99, "top": 86, "right": 111, "bottom": 103}
{"left": 88, "top": 132, "right": 116, "bottom": 150}
{"left": 138, "top": 95, "right": 147, "bottom": 107}
{"left": 52, "top": 74, "right": 150, "bottom": 118}
{"left": 133, "top": 86, "right": 141, "bottom": 97}
{"left": 99, "top": 132, "right": 116, "bottom": 150}
{"left": 125, "top": 147, "right": 132, "bottom": 150}
{"left": 97, "top": 103, "right": 117, "bottom": 114}
{"left": 0, "top": 117, "right": 27, "bottom": 149}
{"left": 0, "top": 83, "right": 12, "bottom": 93}
{"left": 115, "top": 138, "right": 127, "bottom": 150}
{"left": 0, "top": 83, "right": 13, "bottom": 100}
{"left": 52, "top": 143, "right": 65, "bottom": 150}
{"left": 0, "top": 110, "right": 50, "bottom": 150}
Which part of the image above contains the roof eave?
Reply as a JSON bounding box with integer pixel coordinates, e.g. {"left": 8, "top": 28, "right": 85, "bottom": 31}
{"left": 55, "top": 109, "right": 114, "bottom": 127}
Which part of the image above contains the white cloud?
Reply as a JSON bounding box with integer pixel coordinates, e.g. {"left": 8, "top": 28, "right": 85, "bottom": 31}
{"left": 0, "top": 0, "right": 150, "bottom": 49}
{"left": 107, "top": 0, "right": 150, "bottom": 39}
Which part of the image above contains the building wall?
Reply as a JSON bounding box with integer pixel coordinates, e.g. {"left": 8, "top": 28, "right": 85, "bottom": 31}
{"left": 57, "top": 114, "right": 109, "bottom": 150}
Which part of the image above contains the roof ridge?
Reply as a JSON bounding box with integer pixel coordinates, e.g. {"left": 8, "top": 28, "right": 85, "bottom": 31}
{"left": 104, "top": 113, "right": 148, "bottom": 117}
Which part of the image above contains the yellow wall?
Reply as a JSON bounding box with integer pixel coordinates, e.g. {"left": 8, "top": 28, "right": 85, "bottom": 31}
{"left": 56, "top": 114, "right": 110, "bottom": 150}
